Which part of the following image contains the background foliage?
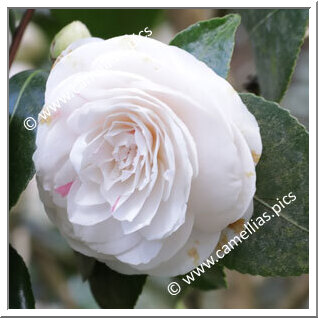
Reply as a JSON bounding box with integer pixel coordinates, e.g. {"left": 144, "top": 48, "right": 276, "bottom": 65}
{"left": 9, "top": 8, "right": 309, "bottom": 309}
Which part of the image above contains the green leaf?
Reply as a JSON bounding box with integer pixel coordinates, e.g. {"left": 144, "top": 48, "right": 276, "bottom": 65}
{"left": 239, "top": 9, "right": 308, "bottom": 102}
{"left": 9, "top": 9, "right": 16, "bottom": 35}
{"left": 9, "top": 70, "right": 49, "bottom": 210}
{"left": 33, "top": 9, "right": 162, "bottom": 41}
{"left": 74, "top": 251, "right": 96, "bottom": 281}
{"left": 190, "top": 264, "right": 227, "bottom": 291}
{"left": 9, "top": 245, "right": 35, "bottom": 308}
{"left": 222, "top": 93, "right": 308, "bottom": 276}
{"left": 88, "top": 260, "right": 147, "bottom": 309}
{"left": 170, "top": 14, "right": 241, "bottom": 78}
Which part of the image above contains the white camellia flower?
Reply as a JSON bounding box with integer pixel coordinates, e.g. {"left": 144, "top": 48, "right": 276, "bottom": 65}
{"left": 33, "top": 35, "right": 262, "bottom": 276}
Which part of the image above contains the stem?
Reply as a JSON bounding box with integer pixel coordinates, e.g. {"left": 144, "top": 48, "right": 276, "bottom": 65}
{"left": 9, "top": 9, "right": 35, "bottom": 69}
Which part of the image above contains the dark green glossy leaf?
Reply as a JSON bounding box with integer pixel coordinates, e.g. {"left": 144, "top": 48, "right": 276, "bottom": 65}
{"left": 88, "top": 260, "right": 147, "bottom": 309}
{"left": 222, "top": 93, "right": 308, "bottom": 276}
{"left": 33, "top": 9, "right": 162, "bottom": 40}
{"left": 9, "top": 70, "right": 49, "bottom": 210}
{"left": 9, "top": 245, "right": 35, "bottom": 308}
{"left": 170, "top": 14, "right": 241, "bottom": 78}
{"left": 74, "top": 251, "right": 96, "bottom": 281}
{"left": 239, "top": 9, "right": 308, "bottom": 102}
{"left": 189, "top": 264, "right": 227, "bottom": 291}
{"left": 9, "top": 9, "right": 16, "bottom": 35}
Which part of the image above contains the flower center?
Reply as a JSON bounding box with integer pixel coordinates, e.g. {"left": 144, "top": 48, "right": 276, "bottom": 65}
{"left": 113, "top": 143, "right": 137, "bottom": 169}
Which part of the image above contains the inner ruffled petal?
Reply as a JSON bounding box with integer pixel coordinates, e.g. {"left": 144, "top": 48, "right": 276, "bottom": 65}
{"left": 64, "top": 83, "right": 197, "bottom": 236}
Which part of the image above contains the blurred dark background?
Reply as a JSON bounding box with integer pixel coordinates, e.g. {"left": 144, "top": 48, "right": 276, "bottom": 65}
{"left": 9, "top": 8, "right": 309, "bottom": 309}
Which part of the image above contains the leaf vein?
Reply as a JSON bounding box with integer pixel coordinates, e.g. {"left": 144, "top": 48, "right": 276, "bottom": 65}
{"left": 9, "top": 70, "right": 42, "bottom": 126}
{"left": 250, "top": 9, "right": 280, "bottom": 35}
{"left": 254, "top": 195, "right": 308, "bottom": 232}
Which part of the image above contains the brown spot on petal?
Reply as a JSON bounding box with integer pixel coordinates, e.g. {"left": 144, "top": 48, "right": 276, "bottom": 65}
{"left": 252, "top": 150, "right": 261, "bottom": 164}
{"left": 194, "top": 240, "right": 200, "bottom": 245}
{"left": 187, "top": 247, "right": 199, "bottom": 265}
{"left": 245, "top": 171, "right": 254, "bottom": 177}
{"left": 143, "top": 56, "right": 151, "bottom": 62}
{"left": 216, "top": 233, "right": 228, "bottom": 251}
{"left": 142, "top": 56, "right": 159, "bottom": 70}
{"left": 228, "top": 218, "right": 245, "bottom": 234}
{"left": 121, "top": 36, "right": 137, "bottom": 49}
{"left": 39, "top": 115, "right": 52, "bottom": 125}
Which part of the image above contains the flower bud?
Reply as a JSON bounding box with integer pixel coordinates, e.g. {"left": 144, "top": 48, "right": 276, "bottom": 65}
{"left": 50, "top": 21, "right": 91, "bottom": 59}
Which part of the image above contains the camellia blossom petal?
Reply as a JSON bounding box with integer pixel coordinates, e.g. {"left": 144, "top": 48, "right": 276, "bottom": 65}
{"left": 33, "top": 35, "right": 262, "bottom": 276}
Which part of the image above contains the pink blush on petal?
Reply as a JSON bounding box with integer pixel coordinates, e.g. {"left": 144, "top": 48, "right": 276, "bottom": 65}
{"left": 55, "top": 181, "right": 74, "bottom": 197}
{"left": 51, "top": 109, "right": 62, "bottom": 120}
{"left": 111, "top": 196, "right": 121, "bottom": 212}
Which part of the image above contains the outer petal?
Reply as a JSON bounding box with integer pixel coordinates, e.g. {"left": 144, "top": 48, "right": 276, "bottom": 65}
{"left": 105, "top": 225, "right": 221, "bottom": 277}
{"left": 144, "top": 228, "right": 220, "bottom": 277}
{"left": 45, "top": 35, "right": 261, "bottom": 157}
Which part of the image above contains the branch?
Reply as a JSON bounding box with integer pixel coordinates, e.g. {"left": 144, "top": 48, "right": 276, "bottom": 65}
{"left": 9, "top": 9, "right": 35, "bottom": 69}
